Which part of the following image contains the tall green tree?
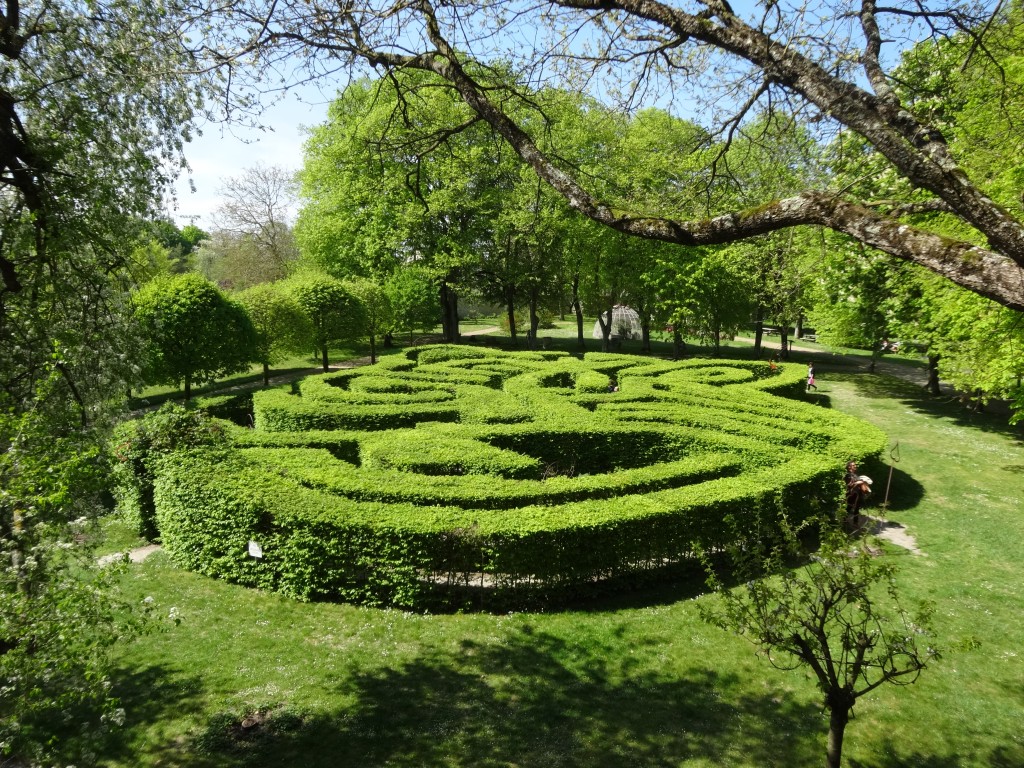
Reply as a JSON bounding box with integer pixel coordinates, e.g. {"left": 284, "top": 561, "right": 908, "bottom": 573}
{"left": 385, "top": 266, "right": 439, "bottom": 343}
{"left": 656, "top": 246, "right": 754, "bottom": 356}
{"left": 134, "top": 273, "right": 258, "bottom": 400}
{"left": 236, "top": 282, "right": 312, "bottom": 385}
{"left": 287, "top": 273, "right": 365, "bottom": 371}
{"left": 345, "top": 278, "right": 394, "bottom": 364}
{"left": 1, "top": 2, "right": 209, "bottom": 760}
{"left": 297, "top": 73, "right": 497, "bottom": 341}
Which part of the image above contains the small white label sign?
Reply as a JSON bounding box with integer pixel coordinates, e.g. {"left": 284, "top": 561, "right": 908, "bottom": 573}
{"left": 248, "top": 540, "right": 264, "bottom": 559}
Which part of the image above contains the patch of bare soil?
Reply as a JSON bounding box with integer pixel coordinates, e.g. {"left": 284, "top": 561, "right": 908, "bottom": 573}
{"left": 98, "top": 544, "right": 161, "bottom": 567}
{"left": 861, "top": 516, "right": 924, "bottom": 555}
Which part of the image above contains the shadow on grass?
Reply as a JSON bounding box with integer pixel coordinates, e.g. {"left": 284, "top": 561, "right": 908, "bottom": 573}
{"left": 848, "top": 738, "right": 1023, "bottom": 768}
{"left": 104, "top": 664, "right": 215, "bottom": 766}
{"left": 185, "top": 626, "right": 823, "bottom": 768}
{"left": 829, "top": 372, "right": 1024, "bottom": 444}
{"left": 860, "top": 465, "right": 926, "bottom": 513}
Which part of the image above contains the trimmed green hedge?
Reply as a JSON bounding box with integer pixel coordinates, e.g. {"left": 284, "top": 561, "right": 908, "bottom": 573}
{"left": 150, "top": 345, "right": 887, "bottom": 609}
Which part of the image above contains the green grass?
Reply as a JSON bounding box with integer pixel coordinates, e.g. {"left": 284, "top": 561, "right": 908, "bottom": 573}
{"left": 127, "top": 345, "right": 384, "bottom": 409}
{"left": 100, "top": 360, "right": 1024, "bottom": 767}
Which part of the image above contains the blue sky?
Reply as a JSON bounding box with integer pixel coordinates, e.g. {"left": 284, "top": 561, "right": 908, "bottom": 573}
{"left": 167, "top": 84, "right": 333, "bottom": 228}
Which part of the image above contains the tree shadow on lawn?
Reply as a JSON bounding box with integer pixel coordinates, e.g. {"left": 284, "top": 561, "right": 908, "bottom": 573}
{"left": 826, "top": 373, "right": 1024, "bottom": 444}
{"left": 848, "top": 738, "right": 1023, "bottom": 768}
{"left": 103, "top": 663, "right": 216, "bottom": 766}
{"left": 188, "top": 625, "right": 824, "bottom": 768}
{"left": 858, "top": 464, "right": 925, "bottom": 514}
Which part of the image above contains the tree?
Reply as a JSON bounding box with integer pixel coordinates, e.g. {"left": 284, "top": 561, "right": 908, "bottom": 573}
{"left": 287, "top": 272, "right": 365, "bottom": 371}
{"left": 196, "top": 229, "right": 293, "bottom": 290}
{"left": 345, "top": 278, "right": 393, "bottom": 364}
{"left": 656, "top": 246, "right": 754, "bottom": 355}
{"left": 0, "top": 367, "right": 156, "bottom": 766}
{"left": 386, "top": 266, "right": 439, "bottom": 343}
{"left": 213, "top": 0, "right": 1024, "bottom": 312}
{"left": 236, "top": 282, "right": 313, "bottom": 384}
{"left": 213, "top": 163, "right": 299, "bottom": 280}
{"left": 1, "top": 2, "right": 209, "bottom": 759}
{"left": 146, "top": 217, "right": 207, "bottom": 273}
{"left": 296, "top": 73, "right": 499, "bottom": 342}
{"left": 702, "top": 525, "right": 939, "bottom": 768}
{"left": 134, "top": 273, "right": 259, "bottom": 400}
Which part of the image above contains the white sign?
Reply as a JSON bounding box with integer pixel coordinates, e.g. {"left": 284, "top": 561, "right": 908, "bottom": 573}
{"left": 248, "top": 540, "right": 264, "bottom": 559}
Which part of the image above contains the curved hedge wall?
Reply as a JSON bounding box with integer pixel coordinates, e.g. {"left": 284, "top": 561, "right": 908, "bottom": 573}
{"left": 153, "top": 346, "right": 886, "bottom": 609}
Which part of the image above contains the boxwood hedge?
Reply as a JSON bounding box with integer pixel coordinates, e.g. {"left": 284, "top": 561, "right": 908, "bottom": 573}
{"left": 149, "top": 345, "right": 886, "bottom": 609}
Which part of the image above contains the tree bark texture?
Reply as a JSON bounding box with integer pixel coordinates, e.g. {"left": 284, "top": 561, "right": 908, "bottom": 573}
{"left": 309, "top": 0, "right": 1024, "bottom": 311}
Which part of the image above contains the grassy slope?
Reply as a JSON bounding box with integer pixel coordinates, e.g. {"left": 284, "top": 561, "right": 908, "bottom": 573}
{"left": 102, "top": 368, "right": 1024, "bottom": 768}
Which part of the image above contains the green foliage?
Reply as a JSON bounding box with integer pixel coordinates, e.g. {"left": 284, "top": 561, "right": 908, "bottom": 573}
{"left": 655, "top": 247, "right": 755, "bottom": 353}
{"left": 286, "top": 272, "right": 366, "bottom": 370}
{"left": 134, "top": 273, "right": 259, "bottom": 399}
{"left": 385, "top": 266, "right": 439, "bottom": 340}
{"left": 236, "top": 282, "right": 313, "bottom": 382}
{"left": 109, "top": 404, "right": 228, "bottom": 539}
{"left": 702, "top": 524, "right": 939, "bottom": 768}
{"left": 151, "top": 346, "right": 884, "bottom": 609}
{"left": 345, "top": 278, "right": 393, "bottom": 362}
{"left": 0, "top": 370, "right": 153, "bottom": 766}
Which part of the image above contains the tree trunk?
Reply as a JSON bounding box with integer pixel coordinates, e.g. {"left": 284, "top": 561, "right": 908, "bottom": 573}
{"left": 780, "top": 328, "right": 790, "bottom": 360}
{"left": 263, "top": 362, "right": 270, "bottom": 387}
{"left": 184, "top": 374, "right": 192, "bottom": 401}
{"left": 753, "top": 305, "right": 765, "bottom": 358}
{"left": 528, "top": 289, "right": 540, "bottom": 350}
{"left": 826, "top": 705, "right": 851, "bottom": 768}
{"left": 506, "top": 288, "right": 517, "bottom": 343}
{"left": 927, "top": 354, "right": 941, "bottom": 395}
{"left": 369, "top": 333, "right": 377, "bottom": 364}
{"left": 795, "top": 313, "right": 805, "bottom": 339}
{"left": 598, "top": 303, "right": 613, "bottom": 352}
{"left": 673, "top": 329, "right": 685, "bottom": 359}
{"left": 321, "top": 345, "right": 329, "bottom": 372}
{"left": 571, "top": 274, "right": 585, "bottom": 350}
{"left": 383, "top": 332, "right": 394, "bottom": 348}
{"left": 440, "top": 282, "right": 460, "bottom": 343}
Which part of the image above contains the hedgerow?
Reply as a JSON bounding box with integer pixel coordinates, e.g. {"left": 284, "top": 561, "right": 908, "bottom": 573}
{"left": 149, "top": 345, "right": 886, "bottom": 609}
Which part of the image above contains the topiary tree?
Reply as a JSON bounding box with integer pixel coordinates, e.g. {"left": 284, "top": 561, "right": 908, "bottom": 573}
{"left": 346, "top": 278, "right": 393, "bottom": 364}
{"left": 134, "top": 273, "right": 259, "bottom": 400}
{"left": 287, "top": 273, "right": 365, "bottom": 371}
{"left": 701, "top": 524, "right": 939, "bottom": 768}
{"left": 236, "top": 282, "right": 312, "bottom": 385}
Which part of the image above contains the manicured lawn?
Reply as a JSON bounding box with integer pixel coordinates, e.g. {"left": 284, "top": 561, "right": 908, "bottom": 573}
{"left": 101, "top": 362, "right": 1024, "bottom": 767}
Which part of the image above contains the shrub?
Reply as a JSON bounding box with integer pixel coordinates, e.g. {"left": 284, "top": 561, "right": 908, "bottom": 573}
{"left": 150, "top": 346, "right": 886, "bottom": 608}
{"left": 109, "top": 404, "right": 227, "bottom": 539}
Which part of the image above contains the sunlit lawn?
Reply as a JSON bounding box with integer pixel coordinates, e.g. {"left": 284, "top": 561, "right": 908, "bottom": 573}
{"left": 102, "top": 349, "right": 1024, "bottom": 767}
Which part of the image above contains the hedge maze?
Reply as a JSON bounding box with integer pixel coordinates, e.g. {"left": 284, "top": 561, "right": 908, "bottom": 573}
{"left": 154, "top": 346, "right": 886, "bottom": 609}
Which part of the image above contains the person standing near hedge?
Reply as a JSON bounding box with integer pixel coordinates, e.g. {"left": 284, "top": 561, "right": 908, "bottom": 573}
{"left": 806, "top": 363, "right": 818, "bottom": 391}
{"left": 845, "top": 460, "right": 871, "bottom": 526}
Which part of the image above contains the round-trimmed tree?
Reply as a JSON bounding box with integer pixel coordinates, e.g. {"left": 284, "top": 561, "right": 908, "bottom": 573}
{"left": 236, "top": 282, "right": 312, "bottom": 385}
{"left": 287, "top": 272, "right": 366, "bottom": 371}
{"left": 134, "top": 273, "right": 258, "bottom": 400}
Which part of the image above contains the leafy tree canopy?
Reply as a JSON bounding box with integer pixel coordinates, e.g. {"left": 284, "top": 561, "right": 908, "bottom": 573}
{"left": 134, "top": 273, "right": 259, "bottom": 399}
